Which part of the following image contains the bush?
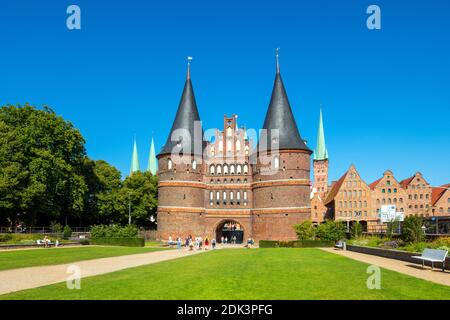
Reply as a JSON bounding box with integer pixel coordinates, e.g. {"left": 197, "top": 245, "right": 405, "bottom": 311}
{"left": 259, "top": 240, "right": 334, "bottom": 248}
{"left": 63, "top": 225, "right": 72, "bottom": 239}
{"left": 348, "top": 236, "right": 385, "bottom": 248}
{"left": 293, "top": 221, "right": 316, "bottom": 240}
{"left": 401, "top": 216, "right": 424, "bottom": 244}
{"left": 316, "top": 221, "right": 346, "bottom": 242}
{"left": 351, "top": 222, "right": 363, "bottom": 239}
{"left": 90, "top": 225, "right": 138, "bottom": 238}
{"left": 0, "top": 234, "right": 13, "bottom": 242}
{"left": 90, "top": 237, "right": 145, "bottom": 247}
{"left": 50, "top": 221, "right": 63, "bottom": 234}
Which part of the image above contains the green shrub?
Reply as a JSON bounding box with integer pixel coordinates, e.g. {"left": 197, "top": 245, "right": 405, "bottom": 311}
{"left": 90, "top": 237, "right": 145, "bottom": 247}
{"left": 293, "top": 220, "right": 316, "bottom": 240}
{"left": 316, "top": 221, "right": 346, "bottom": 242}
{"left": 50, "top": 221, "right": 63, "bottom": 234}
{"left": 259, "top": 240, "right": 334, "bottom": 248}
{"left": 0, "top": 234, "right": 13, "bottom": 242}
{"left": 351, "top": 222, "right": 363, "bottom": 239}
{"left": 348, "top": 236, "right": 384, "bottom": 248}
{"left": 63, "top": 225, "right": 72, "bottom": 239}
{"left": 401, "top": 216, "right": 424, "bottom": 244}
{"left": 90, "top": 225, "right": 138, "bottom": 238}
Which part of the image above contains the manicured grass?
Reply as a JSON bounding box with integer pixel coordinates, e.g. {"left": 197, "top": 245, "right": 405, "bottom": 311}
{"left": 0, "top": 246, "right": 165, "bottom": 271}
{"left": 1, "top": 248, "right": 449, "bottom": 300}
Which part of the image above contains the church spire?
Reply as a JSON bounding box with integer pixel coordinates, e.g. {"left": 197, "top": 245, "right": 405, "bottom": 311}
{"left": 130, "top": 137, "right": 140, "bottom": 176}
{"left": 159, "top": 57, "right": 203, "bottom": 157}
{"left": 314, "top": 107, "right": 328, "bottom": 161}
{"left": 259, "top": 49, "right": 311, "bottom": 152}
{"left": 147, "top": 137, "right": 158, "bottom": 175}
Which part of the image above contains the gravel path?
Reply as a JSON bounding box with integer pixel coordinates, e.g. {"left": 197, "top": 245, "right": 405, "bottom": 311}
{"left": 321, "top": 248, "right": 450, "bottom": 286}
{"left": 0, "top": 248, "right": 204, "bottom": 295}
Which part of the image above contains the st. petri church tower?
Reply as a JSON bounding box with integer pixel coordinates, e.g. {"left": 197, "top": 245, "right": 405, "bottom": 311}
{"left": 156, "top": 54, "right": 312, "bottom": 243}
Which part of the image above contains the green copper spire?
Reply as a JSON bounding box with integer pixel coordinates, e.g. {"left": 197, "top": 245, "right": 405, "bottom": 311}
{"left": 147, "top": 137, "right": 158, "bottom": 175}
{"left": 130, "top": 138, "right": 140, "bottom": 176}
{"left": 314, "top": 108, "right": 328, "bottom": 161}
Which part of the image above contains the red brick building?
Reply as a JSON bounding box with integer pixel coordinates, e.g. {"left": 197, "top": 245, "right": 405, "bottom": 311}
{"left": 156, "top": 55, "right": 312, "bottom": 243}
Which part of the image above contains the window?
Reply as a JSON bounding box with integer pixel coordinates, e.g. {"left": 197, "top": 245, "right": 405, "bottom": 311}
{"left": 168, "top": 159, "right": 173, "bottom": 170}
{"left": 227, "top": 127, "right": 232, "bottom": 137}
{"left": 236, "top": 140, "right": 241, "bottom": 152}
{"left": 210, "top": 165, "right": 215, "bottom": 175}
{"left": 216, "top": 191, "right": 220, "bottom": 204}
{"left": 223, "top": 191, "right": 227, "bottom": 204}
{"left": 210, "top": 147, "right": 215, "bottom": 156}
{"left": 237, "top": 165, "right": 242, "bottom": 174}
{"left": 394, "top": 188, "right": 397, "bottom": 193}
{"left": 223, "top": 164, "right": 229, "bottom": 175}
{"left": 388, "top": 189, "right": 391, "bottom": 194}
{"left": 230, "top": 191, "right": 234, "bottom": 202}
{"left": 227, "top": 140, "right": 232, "bottom": 153}
{"left": 218, "top": 141, "right": 223, "bottom": 153}
{"left": 192, "top": 160, "right": 197, "bottom": 170}
{"left": 382, "top": 189, "right": 386, "bottom": 193}
{"left": 216, "top": 165, "right": 222, "bottom": 174}
{"left": 210, "top": 191, "right": 214, "bottom": 201}
{"left": 243, "top": 164, "right": 249, "bottom": 174}
{"left": 230, "top": 165, "right": 235, "bottom": 174}
{"left": 387, "top": 180, "right": 391, "bottom": 186}
{"left": 273, "top": 156, "right": 280, "bottom": 169}
{"left": 244, "top": 191, "right": 248, "bottom": 200}
{"left": 245, "top": 145, "right": 249, "bottom": 156}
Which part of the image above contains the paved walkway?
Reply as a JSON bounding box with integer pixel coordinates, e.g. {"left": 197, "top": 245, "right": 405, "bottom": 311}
{"left": 321, "top": 248, "right": 450, "bottom": 287}
{"left": 0, "top": 249, "right": 204, "bottom": 295}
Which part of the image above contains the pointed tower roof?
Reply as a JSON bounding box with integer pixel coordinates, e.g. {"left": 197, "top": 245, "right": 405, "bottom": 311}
{"left": 314, "top": 108, "right": 328, "bottom": 160}
{"left": 259, "top": 49, "right": 311, "bottom": 152}
{"left": 159, "top": 58, "right": 204, "bottom": 157}
{"left": 147, "top": 137, "right": 158, "bottom": 175}
{"left": 130, "top": 138, "right": 140, "bottom": 176}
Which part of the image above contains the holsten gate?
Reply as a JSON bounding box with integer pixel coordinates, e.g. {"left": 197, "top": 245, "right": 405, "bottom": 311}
{"left": 156, "top": 55, "right": 312, "bottom": 243}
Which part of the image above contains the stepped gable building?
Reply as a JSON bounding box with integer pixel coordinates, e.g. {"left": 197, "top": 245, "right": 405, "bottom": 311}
{"left": 400, "top": 173, "right": 432, "bottom": 216}
{"left": 369, "top": 170, "right": 407, "bottom": 217}
{"left": 156, "top": 54, "right": 312, "bottom": 242}
{"left": 323, "top": 165, "right": 376, "bottom": 231}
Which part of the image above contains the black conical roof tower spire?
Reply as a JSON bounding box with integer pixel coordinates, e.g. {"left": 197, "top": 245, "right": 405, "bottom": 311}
{"left": 159, "top": 59, "right": 204, "bottom": 156}
{"left": 259, "top": 49, "right": 311, "bottom": 152}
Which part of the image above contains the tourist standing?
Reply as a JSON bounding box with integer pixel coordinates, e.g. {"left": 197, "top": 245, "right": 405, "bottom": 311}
{"left": 224, "top": 236, "right": 228, "bottom": 244}
{"left": 221, "top": 236, "right": 224, "bottom": 244}
{"left": 212, "top": 238, "right": 216, "bottom": 249}
{"left": 177, "top": 237, "right": 182, "bottom": 250}
{"left": 204, "top": 237, "right": 209, "bottom": 250}
{"left": 168, "top": 236, "right": 173, "bottom": 248}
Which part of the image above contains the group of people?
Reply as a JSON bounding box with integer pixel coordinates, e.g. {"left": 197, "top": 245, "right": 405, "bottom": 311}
{"left": 167, "top": 235, "right": 255, "bottom": 249}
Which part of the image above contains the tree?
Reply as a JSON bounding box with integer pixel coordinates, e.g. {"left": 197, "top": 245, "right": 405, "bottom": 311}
{"left": 351, "top": 221, "right": 363, "bottom": 239}
{"left": 316, "top": 220, "right": 346, "bottom": 242}
{"left": 401, "top": 215, "right": 424, "bottom": 244}
{"left": 0, "top": 105, "right": 87, "bottom": 226}
{"left": 117, "top": 172, "right": 158, "bottom": 228}
{"left": 294, "top": 220, "right": 316, "bottom": 240}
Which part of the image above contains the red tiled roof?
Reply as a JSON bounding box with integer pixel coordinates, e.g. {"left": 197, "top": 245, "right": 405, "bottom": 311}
{"left": 369, "top": 178, "right": 382, "bottom": 190}
{"left": 431, "top": 184, "right": 450, "bottom": 206}
{"left": 324, "top": 170, "right": 348, "bottom": 205}
{"left": 400, "top": 176, "right": 414, "bottom": 188}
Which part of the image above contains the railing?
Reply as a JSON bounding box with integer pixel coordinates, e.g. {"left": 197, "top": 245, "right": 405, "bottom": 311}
{"left": 0, "top": 226, "right": 90, "bottom": 234}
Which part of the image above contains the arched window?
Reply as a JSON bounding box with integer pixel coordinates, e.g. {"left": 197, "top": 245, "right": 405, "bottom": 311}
{"left": 244, "top": 178, "right": 247, "bottom": 183}
{"left": 192, "top": 160, "right": 197, "bottom": 170}
{"left": 216, "top": 165, "right": 222, "bottom": 174}
{"left": 227, "top": 127, "right": 232, "bottom": 137}
{"left": 216, "top": 191, "right": 220, "bottom": 201}
{"left": 219, "top": 141, "right": 223, "bottom": 153}
{"left": 223, "top": 164, "right": 229, "bottom": 174}
{"left": 230, "top": 165, "right": 235, "bottom": 174}
{"left": 245, "top": 145, "right": 249, "bottom": 156}
{"left": 210, "top": 147, "right": 215, "bottom": 156}
{"left": 227, "top": 140, "right": 232, "bottom": 153}
{"left": 230, "top": 191, "right": 234, "bottom": 201}
{"left": 243, "top": 191, "right": 248, "bottom": 200}
{"left": 210, "top": 165, "right": 215, "bottom": 175}
{"left": 210, "top": 191, "right": 214, "bottom": 201}
{"left": 168, "top": 159, "right": 173, "bottom": 170}
{"left": 223, "top": 191, "right": 227, "bottom": 204}
{"left": 237, "top": 191, "right": 241, "bottom": 200}
{"left": 243, "top": 164, "right": 248, "bottom": 174}
{"left": 236, "top": 140, "right": 241, "bottom": 152}
{"left": 273, "top": 156, "right": 280, "bottom": 169}
{"left": 237, "top": 165, "right": 242, "bottom": 174}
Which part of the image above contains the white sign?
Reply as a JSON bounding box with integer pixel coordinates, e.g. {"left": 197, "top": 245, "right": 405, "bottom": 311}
{"left": 379, "top": 205, "right": 404, "bottom": 223}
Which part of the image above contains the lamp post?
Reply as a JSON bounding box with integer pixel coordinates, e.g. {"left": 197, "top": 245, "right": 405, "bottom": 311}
{"left": 128, "top": 192, "right": 132, "bottom": 225}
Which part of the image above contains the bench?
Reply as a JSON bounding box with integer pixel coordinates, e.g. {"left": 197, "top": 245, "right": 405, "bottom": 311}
{"left": 411, "top": 248, "right": 448, "bottom": 272}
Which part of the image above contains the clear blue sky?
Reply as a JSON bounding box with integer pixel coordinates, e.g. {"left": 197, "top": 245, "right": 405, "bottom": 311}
{"left": 1, "top": 0, "right": 449, "bottom": 185}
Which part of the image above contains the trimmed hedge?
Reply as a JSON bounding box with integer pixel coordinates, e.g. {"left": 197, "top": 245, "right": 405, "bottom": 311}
{"left": 90, "top": 237, "right": 145, "bottom": 247}
{"left": 259, "top": 240, "right": 334, "bottom": 248}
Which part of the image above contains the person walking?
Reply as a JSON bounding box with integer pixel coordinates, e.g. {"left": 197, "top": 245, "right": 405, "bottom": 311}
{"left": 212, "top": 238, "right": 216, "bottom": 249}
{"left": 177, "top": 237, "right": 182, "bottom": 250}
{"left": 204, "top": 237, "right": 209, "bottom": 250}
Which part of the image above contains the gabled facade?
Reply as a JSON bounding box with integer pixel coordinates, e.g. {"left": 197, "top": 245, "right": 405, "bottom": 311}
{"left": 369, "top": 170, "right": 407, "bottom": 217}
{"left": 400, "top": 172, "right": 432, "bottom": 216}
{"left": 324, "top": 165, "right": 375, "bottom": 230}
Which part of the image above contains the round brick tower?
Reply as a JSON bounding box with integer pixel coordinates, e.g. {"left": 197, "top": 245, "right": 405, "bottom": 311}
{"left": 251, "top": 51, "right": 312, "bottom": 241}
{"left": 156, "top": 62, "right": 206, "bottom": 240}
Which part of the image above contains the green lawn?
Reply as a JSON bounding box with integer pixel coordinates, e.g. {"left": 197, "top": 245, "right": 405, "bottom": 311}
{"left": 0, "top": 246, "right": 165, "bottom": 271}
{"left": 1, "top": 248, "right": 449, "bottom": 300}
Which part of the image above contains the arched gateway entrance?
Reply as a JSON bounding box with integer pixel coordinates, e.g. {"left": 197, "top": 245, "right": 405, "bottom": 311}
{"left": 215, "top": 220, "right": 244, "bottom": 244}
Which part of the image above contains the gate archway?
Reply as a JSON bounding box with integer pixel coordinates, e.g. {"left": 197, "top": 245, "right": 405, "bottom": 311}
{"left": 215, "top": 220, "right": 244, "bottom": 244}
